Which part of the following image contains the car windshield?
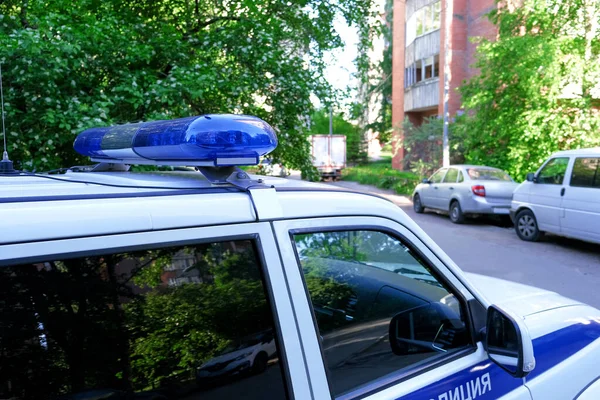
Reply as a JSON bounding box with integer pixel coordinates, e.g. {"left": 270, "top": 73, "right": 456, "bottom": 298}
{"left": 467, "top": 168, "right": 512, "bottom": 181}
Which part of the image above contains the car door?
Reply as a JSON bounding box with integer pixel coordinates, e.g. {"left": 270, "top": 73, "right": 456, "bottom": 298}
{"left": 561, "top": 157, "right": 600, "bottom": 243}
{"left": 421, "top": 168, "right": 448, "bottom": 209}
{"left": 439, "top": 168, "right": 459, "bottom": 211}
{"left": 530, "top": 157, "right": 570, "bottom": 234}
{"left": 0, "top": 222, "right": 310, "bottom": 400}
{"left": 273, "top": 216, "right": 532, "bottom": 400}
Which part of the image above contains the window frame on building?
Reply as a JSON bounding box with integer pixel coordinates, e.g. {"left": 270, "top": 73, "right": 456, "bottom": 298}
{"left": 405, "top": 54, "right": 440, "bottom": 88}
{"left": 406, "top": 1, "right": 442, "bottom": 46}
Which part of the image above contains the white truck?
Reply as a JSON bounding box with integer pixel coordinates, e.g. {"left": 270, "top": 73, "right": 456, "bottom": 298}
{"left": 309, "top": 134, "right": 346, "bottom": 180}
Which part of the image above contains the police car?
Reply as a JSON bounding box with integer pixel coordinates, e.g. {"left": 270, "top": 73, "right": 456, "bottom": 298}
{"left": 1, "top": 114, "right": 599, "bottom": 400}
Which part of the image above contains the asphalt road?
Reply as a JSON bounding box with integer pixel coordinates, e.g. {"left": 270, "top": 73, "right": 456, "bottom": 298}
{"left": 327, "top": 180, "right": 600, "bottom": 309}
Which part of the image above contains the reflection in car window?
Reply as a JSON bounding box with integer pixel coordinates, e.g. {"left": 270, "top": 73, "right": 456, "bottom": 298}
{"left": 443, "top": 168, "right": 458, "bottom": 183}
{"left": 430, "top": 169, "right": 447, "bottom": 183}
{"left": 466, "top": 168, "right": 512, "bottom": 181}
{"left": 570, "top": 157, "right": 600, "bottom": 188}
{"left": 537, "top": 157, "right": 569, "bottom": 185}
{"left": 293, "top": 230, "right": 470, "bottom": 398}
{"left": 0, "top": 241, "right": 287, "bottom": 400}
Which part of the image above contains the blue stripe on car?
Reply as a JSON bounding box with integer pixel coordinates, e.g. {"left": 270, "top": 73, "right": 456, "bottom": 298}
{"left": 527, "top": 317, "right": 600, "bottom": 381}
{"left": 396, "top": 318, "right": 600, "bottom": 400}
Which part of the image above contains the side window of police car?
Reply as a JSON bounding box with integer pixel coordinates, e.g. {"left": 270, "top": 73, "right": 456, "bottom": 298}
{"left": 293, "top": 230, "right": 471, "bottom": 398}
{"left": 0, "top": 240, "right": 288, "bottom": 400}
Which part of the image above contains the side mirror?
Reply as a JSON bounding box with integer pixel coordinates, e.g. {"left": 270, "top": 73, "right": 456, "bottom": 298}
{"left": 422, "top": 178, "right": 431, "bottom": 184}
{"left": 486, "top": 305, "right": 535, "bottom": 378}
{"left": 389, "top": 302, "right": 466, "bottom": 355}
{"left": 526, "top": 173, "right": 536, "bottom": 183}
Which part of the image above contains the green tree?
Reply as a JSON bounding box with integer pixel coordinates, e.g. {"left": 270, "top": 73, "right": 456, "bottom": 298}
{"left": 456, "top": 0, "right": 600, "bottom": 181}
{"left": 0, "top": 0, "right": 375, "bottom": 176}
{"left": 363, "top": 0, "right": 393, "bottom": 145}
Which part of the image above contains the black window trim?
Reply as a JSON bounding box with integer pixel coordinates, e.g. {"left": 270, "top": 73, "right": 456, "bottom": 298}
{"left": 569, "top": 157, "right": 600, "bottom": 189}
{"left": 288, "top": 225, "right": 478, "bottom": 400}
{"left": 0, "top": 232, "right": 295, "bottom": 400}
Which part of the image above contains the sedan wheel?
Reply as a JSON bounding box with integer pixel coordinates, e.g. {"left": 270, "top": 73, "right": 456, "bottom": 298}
{"left": 449, "top": 201, "right": 465, "bottom": 224}
{"left": 413, "top": 194, "right": 424, "bottom": 214}
{"left": 515, "top": 209, "right": 542, "bottom": 242}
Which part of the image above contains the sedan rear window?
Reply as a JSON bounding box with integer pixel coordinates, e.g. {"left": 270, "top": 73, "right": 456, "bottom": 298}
{"left": 467, "top": 168, "right": 512, "bottom": 181}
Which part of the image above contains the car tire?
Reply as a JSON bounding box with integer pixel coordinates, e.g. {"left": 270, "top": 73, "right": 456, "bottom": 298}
{"left": 413, "top": 194, "right": 425, "bottom": 214}
{"left": 515, "top": 209, "right": 542, "bottom": 242}
{"left": 449, "top": 200, "right": 465, "bottom": 224}
{"left": 252, "top": 352, "right": 268, "bottom": 374}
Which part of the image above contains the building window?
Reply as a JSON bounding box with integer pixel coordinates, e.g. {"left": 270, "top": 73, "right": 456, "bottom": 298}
{"left": 406, "top": 1, "right": 441, "bottom": 46}
{"left": 405, "top": 54, "right": 440, "bottom": 88}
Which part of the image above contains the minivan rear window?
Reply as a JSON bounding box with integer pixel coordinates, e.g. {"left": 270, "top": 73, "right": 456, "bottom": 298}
{"left": 570, "top": 157, "right": 600, "bottom": 188}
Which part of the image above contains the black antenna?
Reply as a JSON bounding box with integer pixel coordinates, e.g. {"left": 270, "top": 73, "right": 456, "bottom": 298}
{"left": 0, "top": 63, "right": 18, "bottom": 175}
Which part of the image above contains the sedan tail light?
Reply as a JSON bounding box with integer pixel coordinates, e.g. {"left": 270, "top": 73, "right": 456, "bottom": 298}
{"left": 472, "top": 185, "right": 486, "bottom": 197}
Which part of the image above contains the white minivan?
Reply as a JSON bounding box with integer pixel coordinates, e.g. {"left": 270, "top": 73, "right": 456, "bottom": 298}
{"left": 511, "top": 147, "right": 600, "bottom": 244}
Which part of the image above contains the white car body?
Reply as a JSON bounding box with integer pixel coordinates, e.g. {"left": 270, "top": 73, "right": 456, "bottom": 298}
{"left": 2, "top": 169, "right": 600, "bottom": 400}
{"left": 197, "top": 332, "right": 276, "bottom": 380}
{"left": 511, "top": 147, "right": 600, "bottom": 244}
{"left": 310, "top": 134, "right": 346, "bottom": 179}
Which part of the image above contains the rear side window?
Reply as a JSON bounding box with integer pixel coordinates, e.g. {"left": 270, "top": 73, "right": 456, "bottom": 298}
{"left": 570, "top": 157, "right": 600, "bottom": 188}
{"left": 0, "top": 240, "right": 288, "bottom": 400}
{"left": 443, "top": 168, "right": 458, "bottom": 183}
{"left": 537, "top": 157, "right": 569, "bottom": 185}
{"left": 293, "top": 230, "right": 471, "bottom": 398}
{"left": 457, "top": 171, "right": 464, "bottom": 183}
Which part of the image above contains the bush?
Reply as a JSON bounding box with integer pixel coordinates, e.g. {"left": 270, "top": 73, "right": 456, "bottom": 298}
{"left": 342, "top": 158, "right": 419, "bottom": 195}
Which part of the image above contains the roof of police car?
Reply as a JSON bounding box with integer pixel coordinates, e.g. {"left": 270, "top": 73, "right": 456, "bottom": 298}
{"left": 0, "top": 168, "right": 343, "bottom": 202}
{"left": 0, "top": 168, "right": 409, "bottom": 247}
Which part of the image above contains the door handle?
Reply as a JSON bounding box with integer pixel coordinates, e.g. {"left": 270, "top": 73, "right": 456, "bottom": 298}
{"left": 434, "top": 186, "right": 438, "bottom": 189}
{"left": 449, "top": 187, "right": 454, "bottom": 190}
{"left": 561, "top": 188, "right": 565, "bottom": 196}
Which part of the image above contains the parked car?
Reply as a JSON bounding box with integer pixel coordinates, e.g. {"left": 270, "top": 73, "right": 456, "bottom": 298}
{"left": 196, "top": 330, "right": 276, "bottom": 386}
{"left": 412, "top": 165, "right": 519, "bottom": 223}
{"left": 511, "top": 148, "right": 600, "bottom": 244}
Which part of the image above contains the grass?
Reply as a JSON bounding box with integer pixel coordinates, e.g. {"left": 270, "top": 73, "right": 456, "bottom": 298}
{"left": 342, "top": 157, "right": 419, "bottom": 196}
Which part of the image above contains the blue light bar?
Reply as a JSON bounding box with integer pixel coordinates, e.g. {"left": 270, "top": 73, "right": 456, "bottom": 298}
{"left": 73, "top": 114, "right": 278, "bottom": 166}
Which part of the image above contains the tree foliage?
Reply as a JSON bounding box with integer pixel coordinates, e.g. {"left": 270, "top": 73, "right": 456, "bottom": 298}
{"left": 456, "top": 0, "right": 600, "bottom": 180}
{"left": 0, "top": 0, "right": 375, "bottom": 174}
{"left": 363, "top": 0, "right": 393, "bottom": 145}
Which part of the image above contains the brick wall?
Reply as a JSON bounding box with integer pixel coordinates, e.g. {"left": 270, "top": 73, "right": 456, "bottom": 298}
{"left": 391, "top": 0, "right": 406, "bottom": 170}
{"left": 393, "top": 0, "right": 498, "bottom": 170}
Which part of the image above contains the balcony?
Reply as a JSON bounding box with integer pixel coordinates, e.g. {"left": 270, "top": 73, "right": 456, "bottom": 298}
{"left": 406, "top": 29, "right": 440, "bottom": 67}
{"left": 404, "top": 77, "right": 439, "bottom": 112}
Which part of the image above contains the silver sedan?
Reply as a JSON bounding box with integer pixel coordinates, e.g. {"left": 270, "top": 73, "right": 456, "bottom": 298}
{"left": 412, "top": 165, "right": 519, "bottom": 224}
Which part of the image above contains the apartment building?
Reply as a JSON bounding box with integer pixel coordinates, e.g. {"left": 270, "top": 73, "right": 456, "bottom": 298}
{"left": 391, "top": 0, "right": 498, "bottom": 169}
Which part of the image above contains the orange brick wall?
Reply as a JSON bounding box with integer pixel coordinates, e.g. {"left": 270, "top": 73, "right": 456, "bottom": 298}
{"left": 393, "top": 0, "right": 498, "bottom": 169}
{"left": 391, "top": 0, "right": 406, "bottom": 170}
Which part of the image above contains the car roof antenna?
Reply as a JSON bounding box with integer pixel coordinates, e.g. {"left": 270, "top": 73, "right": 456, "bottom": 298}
{"left": 0, "top": 63, "right": 17, "bottom": 175}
